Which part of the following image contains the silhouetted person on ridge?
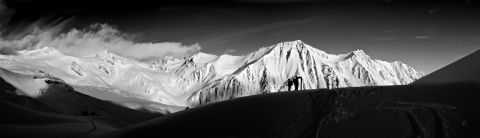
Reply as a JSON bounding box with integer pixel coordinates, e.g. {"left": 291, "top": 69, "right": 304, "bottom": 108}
{"left": 287, "top": 79, "right": 293, "bottom": 91}
{"left": 294, "top": 76, "right": 303, "bottom": 91}
{"left": 287, "top": 75, "right": 303, "bottom": 91}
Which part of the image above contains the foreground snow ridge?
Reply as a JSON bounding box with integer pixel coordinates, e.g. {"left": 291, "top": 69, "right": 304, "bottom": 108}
{"left": 0, "top": 40, "right": 422, "bottom": 113}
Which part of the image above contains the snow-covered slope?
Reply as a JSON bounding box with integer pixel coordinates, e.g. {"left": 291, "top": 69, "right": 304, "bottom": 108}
{"left": 186, "top": 40, "right": 422, "bottom": 105}
{"left": 0, "top": 40, "right": 422, "bottom": 112}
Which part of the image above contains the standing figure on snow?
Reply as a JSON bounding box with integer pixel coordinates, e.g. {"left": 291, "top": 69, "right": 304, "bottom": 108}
{"left": 287, "top": 79, "right": 294, "bottom": 91}
{"left": 293, "top": 75, "right": 303, "bottom": 91}
{"left": 286, "top": 75, "right": 303, "bottom": 91}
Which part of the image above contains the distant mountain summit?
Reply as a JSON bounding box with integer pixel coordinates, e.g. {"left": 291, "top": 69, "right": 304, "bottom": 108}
{"left": 184, "top": 40, "right": 422, "bottom": 105}
{"left": 0, "top": 40, "right": 422, "bottom": 113}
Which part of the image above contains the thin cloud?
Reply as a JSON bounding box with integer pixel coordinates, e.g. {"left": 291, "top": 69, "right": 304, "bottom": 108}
{"left": 379, "top": 30, "right": 398, "bottom": 33}
{"left": 412, "top": 36, "right": 432, "bottom": 39}
{"left": 0, "top": 2, "right": 200, "bottom": 59}
{"left": 366, "top": 36, "right": 398, "bottom": 40}
{"left": 0, "top": 22, "right": 201, "bottom": 60}
{"left": 223, "top": 49, "right": 236, "bottom": 55}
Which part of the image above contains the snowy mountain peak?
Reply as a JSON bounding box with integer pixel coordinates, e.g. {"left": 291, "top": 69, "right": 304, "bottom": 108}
{"left": 0, "top": 40, "right": 423, "bottom": 113}
{"left": 268, "top": 40, "right": 331, "bottom": 60}
{"left": 272, "top": 40, "right": 313, "bottom": 51}
{"left": 351, "top": 49, "right": 370, "bottom": 59}
{"left": 191, "top": 52, "right": 218, "bottom": 63}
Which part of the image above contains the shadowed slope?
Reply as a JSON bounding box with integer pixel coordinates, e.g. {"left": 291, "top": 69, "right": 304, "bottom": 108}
{"left": 37, "top": 79, "right": 162, "bottom": 125}
{"left": 0, "top": 78, "right": 95, "bottom": 137}
{"left": 105, "top": 88, "right": 337, "bottom": 137}
{"left": 0, "top": 76, "right": 67, "bottom": 115}
{"left": 414, "top": 50, "right": 480, "bottom": 84}
{"left": 321, "top": 82, "right": 479, "bottom": 138}
{"left": 0, "top": 77, "right": 162, "bottom": 137}
{"left": 104, "top": 82, "right": 479, "bottom": 138}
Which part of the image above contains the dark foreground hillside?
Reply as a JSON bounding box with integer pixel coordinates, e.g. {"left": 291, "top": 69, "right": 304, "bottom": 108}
{"left": 1, "top": 77, "right": 478, "bottom": 137}
{"left": 0, "top": 78, "right": 161, "bottom": 137}
{"left": 104, "top": 82, "right": 479, "bottom": 138}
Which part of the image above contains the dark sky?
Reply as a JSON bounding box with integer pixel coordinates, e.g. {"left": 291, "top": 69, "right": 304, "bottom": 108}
{"left": 2, "top": 0, "right": 480, "bottom": 74}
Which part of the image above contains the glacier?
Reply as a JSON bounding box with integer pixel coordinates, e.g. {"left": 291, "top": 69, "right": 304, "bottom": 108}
{"left": 0, "top": 40, "right": 422, "bottom": 113}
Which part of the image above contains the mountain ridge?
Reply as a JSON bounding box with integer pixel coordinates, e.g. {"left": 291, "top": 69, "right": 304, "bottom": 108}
{"left": 184, "top": 40, "right": 423, "bottom": 106}
{"left": 0, "top": 40, "right": 423, "bottom": 112}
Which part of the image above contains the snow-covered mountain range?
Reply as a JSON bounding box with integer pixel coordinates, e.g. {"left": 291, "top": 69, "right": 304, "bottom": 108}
{"left": 0, "top": 40, "right": 422, "bottom": 113}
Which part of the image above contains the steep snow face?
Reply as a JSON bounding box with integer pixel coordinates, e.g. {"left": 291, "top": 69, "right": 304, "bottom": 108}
{"left": 0, "top": 48, "right": 190, "bottom": 110}
{"left": 0, "top": 40, "right": 422, "bottom": 113}
{"left": 187, "top": 40, "right": 423, "bottom": 106}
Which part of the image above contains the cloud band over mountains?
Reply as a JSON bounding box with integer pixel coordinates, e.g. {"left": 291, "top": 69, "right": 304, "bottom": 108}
{"left": 0, "top": 22, "right": 201, "bottom": 60}
{"left": 0, "top": 2, "right": 201, "bottom": 61}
